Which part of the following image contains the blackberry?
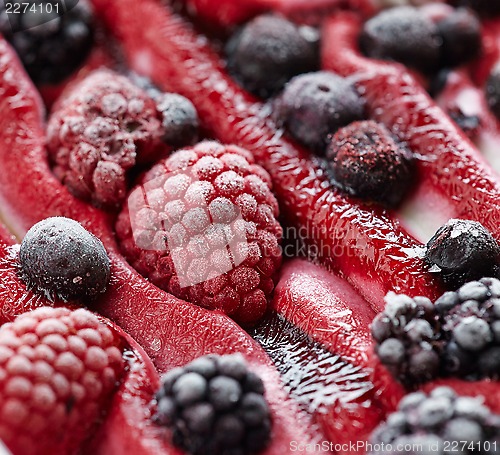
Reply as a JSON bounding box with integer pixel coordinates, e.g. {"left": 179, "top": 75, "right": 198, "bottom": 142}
{"left": 438, "top": 278, "right": 500, "bottom": 380}
{"left": 425, "top": 219, "right": 500, "bottom": 288}
{"left": 154, "top": 354, "right": 272, "bottom": 455}
{"left": 486, "top": 62, "right": 500, "bottom": 120}
{"left": 19, "top": 217, "right": 110, "bottom": 301}
{"left": 275, "top": 71, "right": 365, "bottom": 153}
{"left": 368, "top": 388, "right": 500, "bottom": 455}
{"left": 326, "top": 120, "right": 414, "bottom": 207}
{"left": 359, "top": 6, "right": 441, "bottom": 73}
{"left": 371, "top": 292, "right": 442, "bottom": 386}
{"left": 436, "top": 8, "right": 482, "bottom": 68}
{"left": 225, "top": 15, "right": 318, "bottom": 98}
{"left": 0, "top": 0, "right": 94, "bottom": 84}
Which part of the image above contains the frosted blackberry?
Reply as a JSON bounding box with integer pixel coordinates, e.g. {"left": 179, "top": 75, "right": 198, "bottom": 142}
{"left": 368, "top": 388, "right": 500, "bottom": 455}
{"left": 359, "top": 6, "right": 441, "bottom": 73}
{"left": 225, "top": 14, "right": 318, "bottom": 98}
{"left": 275, "top": 71, "right": 365, "bottom": 153}
{"left": 425, "top": 219, "right": 500, "bottom": 288}
{"left": 0, "top": 0, "right": 94, "bottom": 84}
{"left": 372, "top": 292, "right": 443, "bottom": 386}
{"left": 486, "top": 62, "right": 500, "bottom": 120}
{"left": 438, "top": 278, "right": 500, "bottom": 379}
{"left": 154, "top": 354, "right": 272, "bottom": 455}
{"left": 436, "top": 8, "right": 481, "bottom": 68}
{"left": 19, "top": 217, "right": 110, "bottom": 301}
{"left": 327, "top": 120, "right": 414, "bottom": 207}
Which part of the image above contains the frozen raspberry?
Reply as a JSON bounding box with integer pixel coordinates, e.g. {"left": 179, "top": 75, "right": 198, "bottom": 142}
{"left": 154, "top": 354, "right": 271, "bottom": 455}
{"left": 369, "top": 388, "right": 500, "bottom": 454}
{"left": 115, "top": 141, "right": 282, "bottom": 325}
{"left": 0, "top": 0, "right": 94, "bottom": 84}
{"left": 225, "top": 14, "right": 318, "bottom": 98}
{"left": 360, "top": 6, "right": 441, "bottom": 73}
{"left": 47, "top": 70, "right": 198, "bottom": 209}
{"left": 425, "top": 219, "right": 500, "bottom": 288}
{"left": 19, "top": 217, "right": 110, "bottom": 302}
{"left": 372, "top": 292, "right": 443, "bottom": 386}
{"left": 327, "top": 120, "right": 414, "bottom": 207}
{"left": 0, "top": 307, "right": 125, "bottom": 455}
{"left": 436, "top": 8, "right": 481, "bottom": 68}
{"left": 275, "top": 71, "right": 365, "bottom": 153}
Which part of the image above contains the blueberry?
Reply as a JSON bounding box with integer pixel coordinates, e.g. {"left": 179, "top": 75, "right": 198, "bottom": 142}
{"left": 359, "top": 6, "right": 441, "bottom": 73}
{"left": 19, "top": 217, "right": 110, "bottom": 301}
{"left": 486, "top": 62, "right": 500, "bottom": 120}
{"left": 226, "top": 15, "right": 318, "bottom": 98}
{"left": 425, "top": 219, "right": 500, "bottom": 288}
{"left": 276, "top": 71, "right": 364, "bottom": 152}
{"left": 327, "top": 120, "right": 414, "bottom": 207}
{"left": 0, "top": 0, "right": 94, "bottom": 84}
{"left": 155, "top": 93, "right": 199, "bottom": 148}
{"left": 437, "top": 8, "right": 481, "bottom": 68}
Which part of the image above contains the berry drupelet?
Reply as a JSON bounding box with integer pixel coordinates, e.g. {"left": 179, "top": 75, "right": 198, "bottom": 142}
{"left": 154, "top": 354, "right": 272, "bottom": 455}
{"left": 327, "top": 120, "right": 414, "bottom": 207}
{"left": 275, "top": 71, "right": 365, "bottom": 153}
{"left": 359, "top": 6, "right": 441, "bottom": 73}
{"left": 225, "top": 14, "right": 318, "bottom": 98}
{"left": 371, "top": 292, "right": 442, "bottom": 386}
{"left": 0, "top": 0, "right": 94, "bottom": 84}
{"left": 19, "top": 217, "right": 110, "bottom": 302}
{"left": 368, "top": 388, "right": 500, "bottom": 454}
{"left": 425, "top": 219, "right": 500, "bottom": 289}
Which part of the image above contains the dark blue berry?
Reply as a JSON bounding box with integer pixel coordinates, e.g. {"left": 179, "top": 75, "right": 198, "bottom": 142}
{"left": 425, "top": 219, "right": 500, "bottom": 288}
{"left": 276, "top": 71, "right": 365, "bottom": 152}
{"left": 486, "top": 62, "right": 500, "bottom": 120}
{"left": 0, "top": 0, "right": 94, "bottom": 84}
{"left": 327, "top": 120, "right": 414, "bottom": 207}
{"left": 368, "top": 389, "right": 500, "bottom": 454}
{"left": 437, "top": 8, "right": 481, "bottom": 68}
{"left": 155, "top": 93, "right": 199, "bottom": 148}
{"left": 154, "top": 354, "right": 272, "bottom": 455}
{"left": 19, "top": 217, "right": 110, "bottom": 301}
{"left": 359, "top": 6, "right": 441, "bottom": 73}
{"left": 225, "top": 14, "right": 318, "bottom": 98}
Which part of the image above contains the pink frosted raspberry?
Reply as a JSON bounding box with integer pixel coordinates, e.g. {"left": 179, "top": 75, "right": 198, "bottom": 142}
{"left": 47, "top": 70, "right": 198, "bottom": 209}
{"left": 0, "top": 307, "right": 125, "bottom": 455}
{"left": 115, "top": 141, "right": 283, "bottom": 324}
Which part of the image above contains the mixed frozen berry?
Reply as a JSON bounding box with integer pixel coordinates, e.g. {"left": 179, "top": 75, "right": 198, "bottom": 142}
{"left": 0, "top": 0, "right": 94, "bottom": 84}
{"left": 225, "top": 14, "right": 318, "bottom": 98}
{"left": 0, "top": 307, "right": 125, "bottom": 455}
{"left": 154, "top": 354, "right": 271, "bottom": 455}
{"left": 274, "top": 71, "right": 365, "bottom": 153}
{"left": 115, "top": 141, "right": 282, "bottom": 325}
{"left": 360, "top": 6, "right": 441, "bottom": 73}
{"left": 371, "top": 292, "right": 442, "bottom": 386}
{"left": 47, "top": 70, "right": 199, "bottom": 209}
{"left": 374, "top": 278, "right": 500, "bottom": 384}
{"left": 425, "top": 219, "right": 500, "bottom": 288}
{"left": 19, "top": 217, "right": 110, "bottom": 302}
{"left": 326, "top": 120, "right": 414, "bottom": 207}
{"left": 368, "top": 388, "right": 500, "bottom": 454}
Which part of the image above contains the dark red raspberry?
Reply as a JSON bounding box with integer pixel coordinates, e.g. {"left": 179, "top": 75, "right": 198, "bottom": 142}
{"left": 115, "top": 141, "right": 283, "bottom": 325}
{"left": 0, "top": 307, "right": 125, "bottom": 455}
{"left": 47, "top": 70, "right": 174, "bottom": 209}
